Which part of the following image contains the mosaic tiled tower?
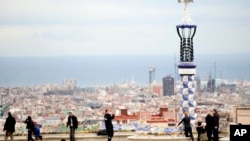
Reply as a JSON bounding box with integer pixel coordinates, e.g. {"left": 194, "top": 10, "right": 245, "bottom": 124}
{"left": 177, "top": 0, "right": 197, "bottom": 123}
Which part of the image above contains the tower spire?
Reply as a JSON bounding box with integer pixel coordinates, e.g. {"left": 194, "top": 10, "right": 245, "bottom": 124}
{"left": 176, "top": 0, "right": 197, "bottom": 124}
{"left": 178, "top": 0, "right": 195, "bottom": 26}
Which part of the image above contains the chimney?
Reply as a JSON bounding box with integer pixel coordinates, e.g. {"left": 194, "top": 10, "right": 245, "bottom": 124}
{"left": 120, "top": 109, "right": 128, "bottom": 116}
{"left": 160, "top": 107, "right": 168, "bottom": 116}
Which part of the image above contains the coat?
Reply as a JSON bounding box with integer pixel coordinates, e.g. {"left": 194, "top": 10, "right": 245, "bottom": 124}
{"left": 213, "top": 113, "right": 220, "bottom": 128}
{"left": 4, "top": 115, "right": 16, "bottom": 133}
{"left": 205, "top": 114, "right": 214, "bottom": 130}
{"left": 67, "top": 115, "right": 78, "bottom": 129}
{"left": 178, "top": 116, "right": 191, "bottom": 129}
{"left": 24, "top": 119, "right": 35, "bottom": 131}
{"left": 104, "top": 113, "right": 115, "bottom": 131}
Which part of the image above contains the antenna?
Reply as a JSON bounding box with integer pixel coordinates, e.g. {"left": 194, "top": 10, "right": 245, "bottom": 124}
{"left": 174, "top": 53, "right": 177, "bottom": 122}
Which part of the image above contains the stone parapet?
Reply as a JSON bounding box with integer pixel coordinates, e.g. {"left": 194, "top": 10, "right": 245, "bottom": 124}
{"left": 0, "top": 133, "right": 229, "bottom": 141}
{"left": 0, "top": 132, "right": 131, "bottom": 141}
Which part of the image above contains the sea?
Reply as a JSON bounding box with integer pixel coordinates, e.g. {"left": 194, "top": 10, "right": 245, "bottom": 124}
{"left": 0, "top": 54, "right": 249, "bottom": 88}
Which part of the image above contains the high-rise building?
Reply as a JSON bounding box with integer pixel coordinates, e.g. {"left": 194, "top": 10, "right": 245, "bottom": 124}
{"left": 63, "top": 79, "right": 77, "bottom": 90}
{"left": 162, "top": 76, "right": 174, "bottom": 96}
{"left": 148, "top": 67, "right": 155, "bottom": 84}
{"left": 195, "top": 76, "right": 201, "bottom": 93}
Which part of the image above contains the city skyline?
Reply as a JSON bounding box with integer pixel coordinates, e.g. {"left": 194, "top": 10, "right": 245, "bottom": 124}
{"left": 0, "top": 0, "right": 250, "bottom": 57}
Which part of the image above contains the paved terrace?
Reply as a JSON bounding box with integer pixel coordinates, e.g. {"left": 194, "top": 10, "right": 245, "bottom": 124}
{"left": 0, "top": 132, "right": 229, "bottom": 141}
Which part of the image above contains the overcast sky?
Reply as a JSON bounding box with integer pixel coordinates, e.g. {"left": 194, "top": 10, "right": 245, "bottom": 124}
{"left": 0, "top": 0, "right": 249, "bottom": 57}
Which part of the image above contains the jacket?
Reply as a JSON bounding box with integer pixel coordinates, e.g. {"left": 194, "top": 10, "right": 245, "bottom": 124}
{"left": 104, "top": 113, "right": 115, "bottom": 131}
{"left": 4, "top": 115, "right": 16, "bottom": 132}
{"left": 67, "top": 115, "right": 78, "bottom": 129}
{"left": 178, "top": 116, "right": 191, "bottom": 128}
{"left": 24, "top": 119, "right": 35, "bottom": 131}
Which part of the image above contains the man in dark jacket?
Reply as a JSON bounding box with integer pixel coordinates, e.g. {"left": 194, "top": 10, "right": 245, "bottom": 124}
{"left": 3, "top": 112, "right": 16, "bottom": 141}
{"left": 24, "top": 116, "right": 35, "bottom": 141}
{"left": 104, "top": 109, "right": 115, "bottom": 141}
{"left": 212, "top": 109, "right": 220, "bottom": 141}
{"left": 205, "top": 111, "right": 214, "bottom": 141}
{"left": 67, "top": 112, "right": 78, "bottom": 141}
{"left": 177, "top": 112, "right": 194, "bottom": 141}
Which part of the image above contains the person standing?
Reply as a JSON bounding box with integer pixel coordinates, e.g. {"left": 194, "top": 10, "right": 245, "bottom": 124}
{"left": 104, "top": 109, "right": 115, "bottom": 141}
{"left": 196, "top": 120, "right": 206, "bottom": 141}
{"left": 24, "top": 116, "right": 35, "bottom": 141}
{"left": 34, "top": 122, "right": 42, "bottom": 140}
{"left": 67, "top": 112, "right": 78, "bottom": 141}
{"left": 3, "top": 112, "right": 16, "bottom": 141}
{"left": 177, "top": 112, "right": 194, "bottom": 141}
{"left": 212, "top": 109, "right": 220, "bottom": 141}
{"left": 205, "top": 111, "right": 214, "bottom": 141}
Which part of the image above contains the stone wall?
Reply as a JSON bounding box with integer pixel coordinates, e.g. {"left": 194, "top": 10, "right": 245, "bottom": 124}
{"left": 0, "top": 132, "right": 229, "bottom": 141}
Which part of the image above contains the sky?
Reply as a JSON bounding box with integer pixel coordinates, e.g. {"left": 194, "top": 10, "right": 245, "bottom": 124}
{"left": 0, "top": 0, "right": 250, "bottom": 57}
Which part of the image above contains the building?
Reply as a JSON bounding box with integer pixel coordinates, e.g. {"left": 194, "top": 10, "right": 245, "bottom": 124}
{"left": 162, "top": 76, "right": 174, "bottom": 96}
{"left": 114, "top": 107, "right": 172, "bottom": 124}
{"left": 153, "top": 85, "right": 162, "bottom": 97}
{"left": 195, "top": 76, "right": 201, "bottom": 93}
{"left": 63, "top": 79, "right": 77, "bottom": 90}
{"left": 233, "top": 106, "right": 250, "bottom": 124}
{"left": 114, "top": 108, "right": 139, "bottom": 124}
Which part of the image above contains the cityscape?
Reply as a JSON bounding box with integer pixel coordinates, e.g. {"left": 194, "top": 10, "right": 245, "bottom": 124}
{"left": 0, "top": 75, "right": 250, "bottom": 135}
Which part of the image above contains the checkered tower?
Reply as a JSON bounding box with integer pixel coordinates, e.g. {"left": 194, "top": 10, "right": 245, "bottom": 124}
{"left": 177, "top": 0, "right": 197, "bottom": 123}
